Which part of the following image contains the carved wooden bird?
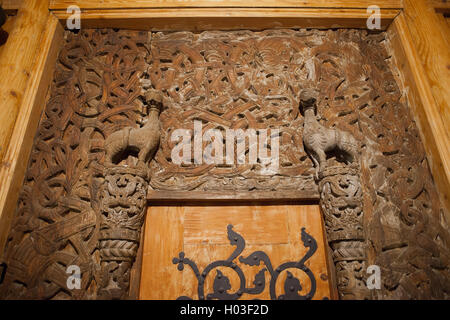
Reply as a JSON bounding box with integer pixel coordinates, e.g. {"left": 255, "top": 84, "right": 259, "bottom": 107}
{"left": 104, "top": 90, "right": 162, "bottom": 165}
{"left": 300, "top": 89, "right": 358, "bottom": 179}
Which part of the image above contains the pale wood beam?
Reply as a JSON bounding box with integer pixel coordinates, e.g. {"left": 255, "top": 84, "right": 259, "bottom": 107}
{"left": 49, "top": 0, "right": 402, "bottom": 10}
{"left": 0, "top": 0, "right": 49, "bottom": 164}
{"left": 1, "top": 0, "right": 23, "bottom": 11}
{"left": 51, "top": 7, "right": 399, "bottom": 31}
{"left": 0, "top": 2, "right": 61, "bottom": 257}
{"left": 429, "top": 0, "right": 450, "bottom": 13}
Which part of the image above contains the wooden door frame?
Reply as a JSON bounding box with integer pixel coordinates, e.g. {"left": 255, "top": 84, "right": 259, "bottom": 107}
{"left": 0, "top": 0, "right": 449, "bottom": 300}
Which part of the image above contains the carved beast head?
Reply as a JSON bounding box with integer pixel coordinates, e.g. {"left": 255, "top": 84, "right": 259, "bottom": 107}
{"left": 299, "top": 89, "right": 318, "bottom": 116}
{"left": 144, "top": 89, "right": 163, "bottom": 114}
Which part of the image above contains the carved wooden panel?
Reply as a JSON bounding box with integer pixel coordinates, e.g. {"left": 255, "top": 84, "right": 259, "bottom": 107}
{"left": 146, "top": 30, "right": 320, "bottom": 198}
{"left": 0, "top": 27, "right": 448, "bottom": 300}
{"left": 359, "top": 35, "right": 450, "bottom": 300}
{"left": 0, "top": 29, "right": 150, "bottom": 299}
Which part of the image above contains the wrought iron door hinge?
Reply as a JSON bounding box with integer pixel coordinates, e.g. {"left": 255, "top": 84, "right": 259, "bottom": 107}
{"left": 173, "top": 224, "right": 318, "bottom": 300}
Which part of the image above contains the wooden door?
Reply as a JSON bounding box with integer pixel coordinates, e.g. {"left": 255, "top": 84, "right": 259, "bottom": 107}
{"left": 139, "top": 205, "right": 334, "bottom": 300}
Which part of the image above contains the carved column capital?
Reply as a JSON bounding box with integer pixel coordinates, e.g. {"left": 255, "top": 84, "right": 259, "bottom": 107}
{"left": 319, "top": 164, "right": 365, "bottom": 243}
{"left": 98, "top": 165, "right": 148, "bottom": 260}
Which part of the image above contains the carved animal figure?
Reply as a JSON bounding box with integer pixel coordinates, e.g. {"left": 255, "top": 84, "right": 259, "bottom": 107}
{"left": 105, "top": 90, "right": 162, "bottom": 164}
{"left": 300, "top": 89, "right": 359, "bottom": 179}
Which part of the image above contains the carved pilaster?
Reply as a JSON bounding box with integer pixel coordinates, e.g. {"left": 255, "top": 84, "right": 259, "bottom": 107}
{"left": 97, "top": 165, "right": 149, "bottom": 299}
{"left": 318, "top": 164, "right": 370, "bottom": 300}
{"left": 96, "top": 90, "right": 162, "bottom": 299}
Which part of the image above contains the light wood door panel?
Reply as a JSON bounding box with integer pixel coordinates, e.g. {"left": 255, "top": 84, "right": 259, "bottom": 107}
{"left": 139, "top": 205, "right": 332, "bottom": 300}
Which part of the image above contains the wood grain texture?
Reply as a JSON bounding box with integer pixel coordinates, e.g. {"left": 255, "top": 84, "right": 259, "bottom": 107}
{"left": 183, "top": 205, "right": 289, "bottom": 244}
{"left": 51, "top": 8, "right": 399, "bottom": 31}
{"left": 49, "top": 0, "right": 402, "bottom": 10}
{"left": 436, "top": 13, "right": 450, "bottom": 44}
{"left": 0, "top": 13, "right": 16, "bottom": 56}
{"left": 0, "top": 14, "right": 63, "bottom": 259}
{"left": 387, "top": 11, "right": 450, "bottom": 218}
{"left": 429, "top": 0, "right": 450, "bottom": 13}
{"left": 139, "top": 206, "right": 185, "bottom": 300}
{"left": 0, "top": 0, "right": 49, "bottom": 166}
{"left": 404, "top": 0, "right": 450, "bottom": 127}
{"left": 1, "top": 0, "right": 22, "bottom": 10}
{"left": 139, "top": 205, "right": 332, "bottom": 300}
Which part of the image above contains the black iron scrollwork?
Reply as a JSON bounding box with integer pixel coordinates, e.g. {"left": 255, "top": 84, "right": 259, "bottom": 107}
{"left": 172, "top": 225, "right": 318, "bottom": 300}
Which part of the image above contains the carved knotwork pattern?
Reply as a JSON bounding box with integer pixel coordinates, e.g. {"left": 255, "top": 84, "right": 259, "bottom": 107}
{"left": 306, "top": 30, "right": 450, "bottom": 299}
{"left": 359, "top": 35, "right": 450, "bottom": 300}
{"left": 319, "top": 165, "right": 364, "bottom": 243}
{"left": 0, "top": 28, "right": 448, "bottom": 300}
{"left": 146, "top": 30, "right": 322, "bottom": 194}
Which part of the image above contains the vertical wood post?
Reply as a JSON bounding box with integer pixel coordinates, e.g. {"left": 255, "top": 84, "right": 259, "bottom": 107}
{"left": 0, "top": 0, "right": 49, "bottom": 163}
{"left": 0, "top": 9, "right": 62, "bottom": 258}
{"left": 402, "top": 0, "right": 450, "bottom": 216}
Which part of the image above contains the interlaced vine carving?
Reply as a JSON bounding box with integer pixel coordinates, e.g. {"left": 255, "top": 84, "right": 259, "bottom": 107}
{"left": 0, "top": 28, "right": 448, "bottom": 300}
{"left": 146, "top": 30, "right": 321, "bottom": 196}
{"left": 297, "top": 29, "right": 450, "bottom": 299}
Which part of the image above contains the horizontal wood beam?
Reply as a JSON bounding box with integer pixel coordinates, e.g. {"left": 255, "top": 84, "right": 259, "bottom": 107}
{"left": 147, "top": 190, "right": 319, "bottom": 203}
{"left": 1, "top": 0, "right": 23, "bottom": 11}
{"left": 429, "top": 0, "right": 450, "bottom": 13}
{"left": 52, "top": 8, "right": 399, "bottom": 31}
{"left": 49, "top": 0, "right": 403, "bottom": 10}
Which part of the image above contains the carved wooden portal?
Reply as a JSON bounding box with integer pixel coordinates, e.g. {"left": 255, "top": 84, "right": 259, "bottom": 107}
{"left": 0, "top": 29, "right": 448, "bottom": 300}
